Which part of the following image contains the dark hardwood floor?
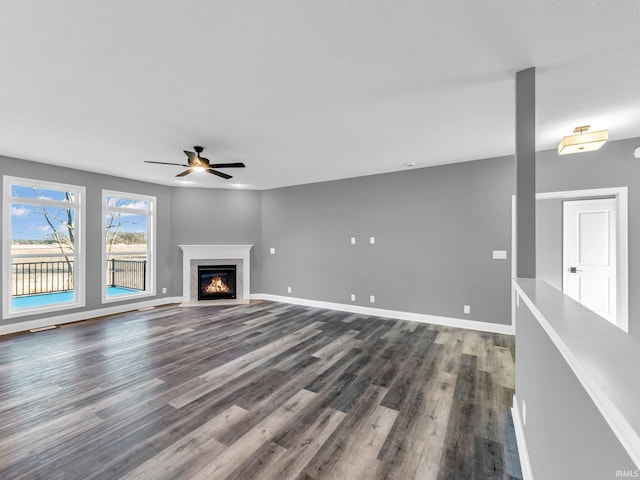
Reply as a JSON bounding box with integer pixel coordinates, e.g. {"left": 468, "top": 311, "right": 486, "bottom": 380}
{"left": 0, "top": 301, "right": 522, "bottom": 479}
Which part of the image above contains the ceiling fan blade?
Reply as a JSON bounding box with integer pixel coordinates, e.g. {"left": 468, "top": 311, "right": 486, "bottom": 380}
{"left": 175, "top": 169, "right": 193, "bottom": 177}
{"left": 184, "top": 150, "right": 198, "bottom": 166}
{"left": 145, "top": 161, "right": 190, "bottom": 167}
{"left": 209, "top": 162, "right": 246, "bottom": 168}
{"left": 207, "top": 169, "right": 232, "bottom": 179}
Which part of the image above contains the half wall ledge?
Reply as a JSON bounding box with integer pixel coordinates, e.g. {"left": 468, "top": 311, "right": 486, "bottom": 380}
{"left": 513, "top": 278, "right": 640, "bottom": 470}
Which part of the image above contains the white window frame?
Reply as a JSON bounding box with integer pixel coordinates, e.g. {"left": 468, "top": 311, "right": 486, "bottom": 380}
{"left": 2, "top": 175, "right": 86, "bottom": 319}
{"left": 101, "top": 189, "right": 156, "bottom": 304}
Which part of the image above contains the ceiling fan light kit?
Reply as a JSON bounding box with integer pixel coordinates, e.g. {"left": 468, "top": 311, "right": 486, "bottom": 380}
{"left": 558, "top": 125, "right": 609, "bottom": 155}
{"left": 144, "top": 146, "right": 245, "bottom": 179}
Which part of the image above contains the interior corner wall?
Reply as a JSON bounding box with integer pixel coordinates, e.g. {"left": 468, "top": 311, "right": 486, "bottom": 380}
{"left": 0, "top": 155, "right": 174, "bottom": 326}
{"left": 2, "top": 150, "right": 523, "bottom": 328}
{"left": 536, "top": 135, "right": 640, "bottom": 338}
{"left": 260, "top": 156, "right": 515, "bottom": 325}
{"left": 169, "top": 187, "right": 262, "bottom": 296}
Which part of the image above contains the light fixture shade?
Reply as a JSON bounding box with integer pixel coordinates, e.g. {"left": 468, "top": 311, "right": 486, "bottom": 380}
{"left": 558, "top": 129, "right": 609, "bottom": 155}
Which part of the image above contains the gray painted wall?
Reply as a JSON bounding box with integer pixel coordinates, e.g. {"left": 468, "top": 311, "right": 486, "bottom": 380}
{"left": 169, "top": 187, "right": 262, "bottom": 295}
{"left": 516, "top": 300, "right": 636, "bottom": 479}
{"left": 537, "top": 136, "right": 640, "bottom": 337}
{"left": 260, "top": 156, "right": 515, "bottom": 325}
{"left": 0, "top": 155, "right": 174, "bottom": 326}
{"left": 536, "top": 198, "right": 563, "bottom": 291}
{"left": 4, "top": 135, "right": 639, "bottom": 331}
{"left": 2, "top": 152, "right": 516, "bottom": 328}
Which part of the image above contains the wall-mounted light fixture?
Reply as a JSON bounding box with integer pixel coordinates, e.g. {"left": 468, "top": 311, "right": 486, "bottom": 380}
{"left": 558, "top": 125, "right": 608, "bottom": 155}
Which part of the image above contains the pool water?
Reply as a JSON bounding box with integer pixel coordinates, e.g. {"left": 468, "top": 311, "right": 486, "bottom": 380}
{"left": 11, "top": 287, "right": 140, "bottom": 310}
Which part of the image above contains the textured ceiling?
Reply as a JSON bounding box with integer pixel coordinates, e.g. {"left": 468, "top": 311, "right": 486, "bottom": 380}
{"left": 1, "top": 1, "right": 639, "bottom": 189}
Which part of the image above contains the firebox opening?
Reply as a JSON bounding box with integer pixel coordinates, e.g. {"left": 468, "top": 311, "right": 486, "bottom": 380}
{"left": 197, "top": 265, "right": 237, "bottom": 300}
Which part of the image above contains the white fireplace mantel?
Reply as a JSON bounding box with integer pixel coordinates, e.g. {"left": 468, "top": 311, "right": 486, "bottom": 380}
{"left": 179, "top": 245, "right": 252, "bottom": 305}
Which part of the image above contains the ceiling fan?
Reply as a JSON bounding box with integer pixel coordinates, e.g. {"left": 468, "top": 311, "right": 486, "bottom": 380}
{"left": 144, "top": 146, "right": 245, "bottom": 179}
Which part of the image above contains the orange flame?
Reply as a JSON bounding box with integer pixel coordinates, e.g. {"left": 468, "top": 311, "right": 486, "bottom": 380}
{"left": 204, "top": 276, "right": 230, "bottom": 293}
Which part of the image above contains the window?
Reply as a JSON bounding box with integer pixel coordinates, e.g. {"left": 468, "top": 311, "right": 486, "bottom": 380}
{"left": 102, "top": 190, "right": 155, "bottom": 302}
{"left": 3, "top": 176, "right": 85, "bottom": 318}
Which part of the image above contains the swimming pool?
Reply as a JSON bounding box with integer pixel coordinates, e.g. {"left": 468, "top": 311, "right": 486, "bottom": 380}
{"left": 11, "top": 286, "right": 140, "bottom": 309}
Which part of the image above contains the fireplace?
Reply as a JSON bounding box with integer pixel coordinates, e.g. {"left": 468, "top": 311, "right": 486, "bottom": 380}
{"left": 197, "top": 265, "right": 237, "bottom": 300}
{"left": 179, "top": 245, "right": 252, "bottom": 306}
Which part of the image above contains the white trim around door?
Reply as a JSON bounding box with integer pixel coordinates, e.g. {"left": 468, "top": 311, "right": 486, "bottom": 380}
{"left": 536, "top": 187, "right": 629, "bottom": 333}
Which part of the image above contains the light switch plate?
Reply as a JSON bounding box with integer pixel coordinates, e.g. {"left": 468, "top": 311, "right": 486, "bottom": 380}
{"left": 464, "top": 305, "right": 471, "bottom": 314}
{"left": 369, "top": 236, "right": 375, "bottom": 244}
{"left": 370, "top": 295, "right": 375, "bottom": 303}
{"left": 350, "top": 237, "right": 356, "bottom": 245}
{"left": 270, "top": 247, "right": 276, "bottom": 254}
{"left": 492, "top": 250, "right": 507, "bottom": 260}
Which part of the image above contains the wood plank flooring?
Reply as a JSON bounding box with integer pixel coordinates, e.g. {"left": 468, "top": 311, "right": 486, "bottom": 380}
{"left": 0, "top": 301, "right": 522, "bottom": 479}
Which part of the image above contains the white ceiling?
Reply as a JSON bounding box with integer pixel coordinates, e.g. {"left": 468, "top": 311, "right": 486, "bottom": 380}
{"left": 1, "top": 1, "right": 639, "bottom": 190}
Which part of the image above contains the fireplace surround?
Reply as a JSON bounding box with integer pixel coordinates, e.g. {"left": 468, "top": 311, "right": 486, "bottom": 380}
{"left": 179, "top": 245, "right": 252, "bottom": 306}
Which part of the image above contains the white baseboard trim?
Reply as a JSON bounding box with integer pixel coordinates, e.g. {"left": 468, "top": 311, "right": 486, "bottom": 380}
{"left": 511, "top": 395, "right": 534, "bottom": 480}
{"left": 0, "top": 296, "right": 183, "bottom": 336}
{"left": 2, "top": 293, "right": 514, "bottom": 337}
{"left": 250, "top": 293, "right": 514, "bottom": 335}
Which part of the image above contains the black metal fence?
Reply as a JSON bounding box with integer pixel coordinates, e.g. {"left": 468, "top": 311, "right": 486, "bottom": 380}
{"left": 108, "top": 259, "right": 147, "bottom": 291}
{"left": 11, "top": 258, "right": 147, "bottom": 296}
{"left": 12, "top": 260, "right": 74, "bottom": 296}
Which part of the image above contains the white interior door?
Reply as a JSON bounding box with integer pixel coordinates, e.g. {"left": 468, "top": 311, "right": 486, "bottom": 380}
{"left": 563, "top": 198, "right": 616, "bottom": 323}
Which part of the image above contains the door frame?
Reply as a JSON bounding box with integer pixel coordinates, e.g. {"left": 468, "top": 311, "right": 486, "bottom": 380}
{"left": 536, "top": 187, "right": 629, "bottom": 332}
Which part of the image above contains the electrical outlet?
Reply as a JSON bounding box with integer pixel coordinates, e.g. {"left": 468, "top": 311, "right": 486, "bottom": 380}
{"left": 492, "top": 250, "right": 508, "bottom": 260}
{"left": 287, "top": 286, "right": 292, "bottom": 293}
{"left": 162, "top": 287, "right": 167, "bottom": 294}
{"left": 270, "top": 247, "right": 276, "bottom": 254}
{"left": 370, "top": 295, "right": 375, "bottom": 303}
{"left": 350, "top": 237, "right": 356, "bottom": 245}
{"left": 464, "top": 305, "right": 471, "bottom": 314}
{"left": 369, "top": 236, "right": 375, "bottom": 244}
{"left": 350, "top": 294, "right": 356, "bottom": 302}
